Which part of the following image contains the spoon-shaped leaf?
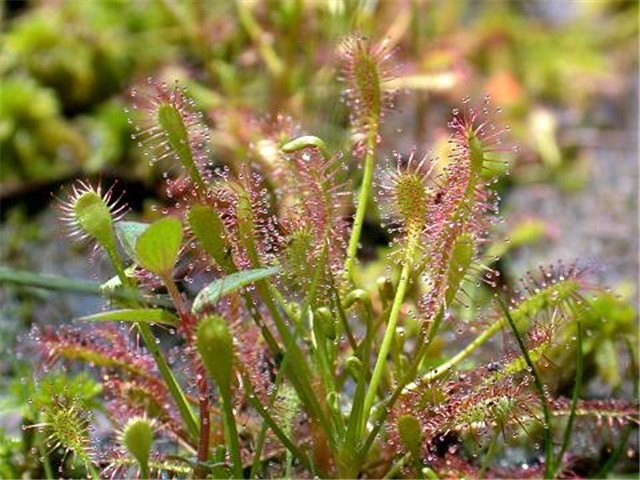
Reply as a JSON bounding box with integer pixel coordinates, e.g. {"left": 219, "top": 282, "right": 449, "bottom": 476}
{"left": 134, "top": 217, "right": 183, "bottom": 276}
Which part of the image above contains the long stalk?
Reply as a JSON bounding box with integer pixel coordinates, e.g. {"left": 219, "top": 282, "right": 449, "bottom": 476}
{"left": 109, "top": 253, "right": 200, "bottom": 440}
{"left": 220, "top": 390, "right": 243, "bottom": 479}
{"left": 139, "top": 460, "right": 150, "bottom": 480}
{"left": 255, "top": 281, "right": 334, "bottom": 441}
{"left": 249, "top": 364, "right": 289, "bottom": 479}
{"left": 406, "top": 320, "right": 503, "bottom": 390}
{"left": 383, "top": 454, "right": 409, "bottom": 479}
{"left": 479, "top": 429, "right": 499, "bottom": 477}
{"left": 135, "top": 323, "right": 199, "bottom": 439}
{"left": 554, "top": 316, "right": 583, "bottom": 476}
{"left": 362, "top": 239, "right": 415, "bottom": 429}
{"left": 344, "top": 127, "right": 378, "bottom": 283}
{"left": 242, "top": 371, "right": 320, "bottom": 477}
{"left": 497, "top": 297, "right": 554, "bottom": 479}
{"left": 37, "top": 428, "right": 54, "bottom": 480}
{"left": 330, "top": 275, "right": 358, "bottom": 352}
{"left": 249, "top": 281, "right": 321, "bottom": 479}
{"left": 344, "top": 290, "right": 375, "bottom": 448}
{"left": 358, "top": 318, "right": 440, "bottom": 461}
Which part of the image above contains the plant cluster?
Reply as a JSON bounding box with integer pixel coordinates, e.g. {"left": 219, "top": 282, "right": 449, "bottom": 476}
{"left": 4, "top": 33, "right": 639, "bottom": 480}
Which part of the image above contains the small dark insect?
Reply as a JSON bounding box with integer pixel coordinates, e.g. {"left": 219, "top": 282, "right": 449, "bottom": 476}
{"left": 487, "top": 362, "right": 502, "bottom": 373}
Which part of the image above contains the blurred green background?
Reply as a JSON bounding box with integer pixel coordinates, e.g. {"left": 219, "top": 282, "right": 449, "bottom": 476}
{"left": 0, "top": 0, "right": 638, "bottom": 476}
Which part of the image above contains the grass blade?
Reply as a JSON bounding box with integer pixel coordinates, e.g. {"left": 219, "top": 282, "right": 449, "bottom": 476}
{"left": 496, "top": 296, "right": 554, "bottom": 479}
{"left": 76, "top": 308, "right": 179, "bottom": 326}
{"left": 192, "top": 266, "right": 279, "bottom": 314}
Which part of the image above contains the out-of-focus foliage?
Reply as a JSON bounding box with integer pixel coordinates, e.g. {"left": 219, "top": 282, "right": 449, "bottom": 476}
{"left": 1, "top": 0, "right": 637, "bottom": 187}
{"left": 0, "top": 76, "right": 86, "bottom": 182}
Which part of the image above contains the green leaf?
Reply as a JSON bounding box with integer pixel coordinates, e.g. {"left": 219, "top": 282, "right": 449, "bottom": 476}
{"left": 76, "top": 309, "right": 178, "bottom": 326}
{"left": 73, "top": 191, "right": 117, "bottom": 252}
{"left": 192, "top": 266, "right": 279, "bottom": 314}
{"left": 134, "top": 217, "right": 183, "bottom": 276}
{"left": 187, "top": 204, "right": 235, "bottom": 272}
{"left": 196, "top": 315, "right": 234, "bottom": 392}
{"left": 115, "top": 221, "right": 149, "bottom": 261}
{"left": 157, "top": 103, "right": 205, "bottom": 190}
{"left": 235, "top": 188, "right": 261, "bottom": 267}
{"left": 397, "top": 414, "right": 423, "bottom": 458}
{"left": 445, "top": 233, "right": 474, "bottom": 305}
{"left": 122, "top": 417, "right": 154, "bottom": 479}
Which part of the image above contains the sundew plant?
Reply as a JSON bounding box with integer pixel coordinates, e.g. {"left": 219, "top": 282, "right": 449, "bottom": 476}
{"left": 9, "top": 35, "right": 638, "bottom": 479}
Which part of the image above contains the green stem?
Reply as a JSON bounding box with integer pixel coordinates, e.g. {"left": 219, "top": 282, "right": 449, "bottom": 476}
{"left": 256, "top": 281, "right": 335, "bottom": 444}
{"left": 408, "top": 320, "right": 503, "bottom": 389}
{"left": 136, "top": 322, "right": 199, "bottom": 439}
{"left": 242, "top": 291, "right": 282, "bottom": 359}
{"left": 357, "top": 296, "right": 472, "bottom": 463}
{"left": 107, "top": 251, "right": 199, "bottom": 441}
{"left": 249, "top": 272, "right": 323, "bottom": 479}
{"left": 343, "top": 290, "right": 375, "bottom": 447}
{"left": 358, "top": 324, "right": 438, "bottom": 460}
{"left": 555, "top": 317, "right": 583, "bottom": 476}
{"left": 362, "top": 239, "right": 414, "bottom": 430}
{"left": 310, "top": 249, "right": 338, "bottom": 395}
{"left": 314, "top": 324, "right": 336, "bottom": 396}
{"left": 37, "top": 430, "right": 54, "bottom": 480}
{"left": 86, "top": 462, "right": 100, "bottom": 480}
{"left": 383, "top": 453, "right": 409, "bottom": 479}
{"left": 220, "top": 390, "right": 243, "bottom": 479}
{"left": 236, "top": 193, "right": 332, "bottom": 442}
{"left": 285, "top": 449, "right": 293, "bottom": 480}
{"left": 248, "top": 360, "right": 291, "bottom": 480}
{"left": 242, "top": 372, "right": 320, "bottom": 477}
{"left": 344, "top": 126, "right": 378, "bottom": 283}
{"left": 331, "top": 276, "right": 358, "bottom": 352}
{"left": 235, "top": 0, "right": 284, "bottom": 77}
{"left": 249, "top": 422, "right": 269, "bottom": 479}
{"left": 497, "top": 297, "right": 554, "bottom": 479}
{"left": 139, "top": 462, "right": 150, "bottom": 480}
{"left": 479, "top": 429, "right": 499, "bottom": 478}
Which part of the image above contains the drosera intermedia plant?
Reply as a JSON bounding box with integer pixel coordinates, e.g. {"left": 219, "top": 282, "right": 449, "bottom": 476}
{"left": 8, "top": 34, "right": 637, "bottom": 479}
